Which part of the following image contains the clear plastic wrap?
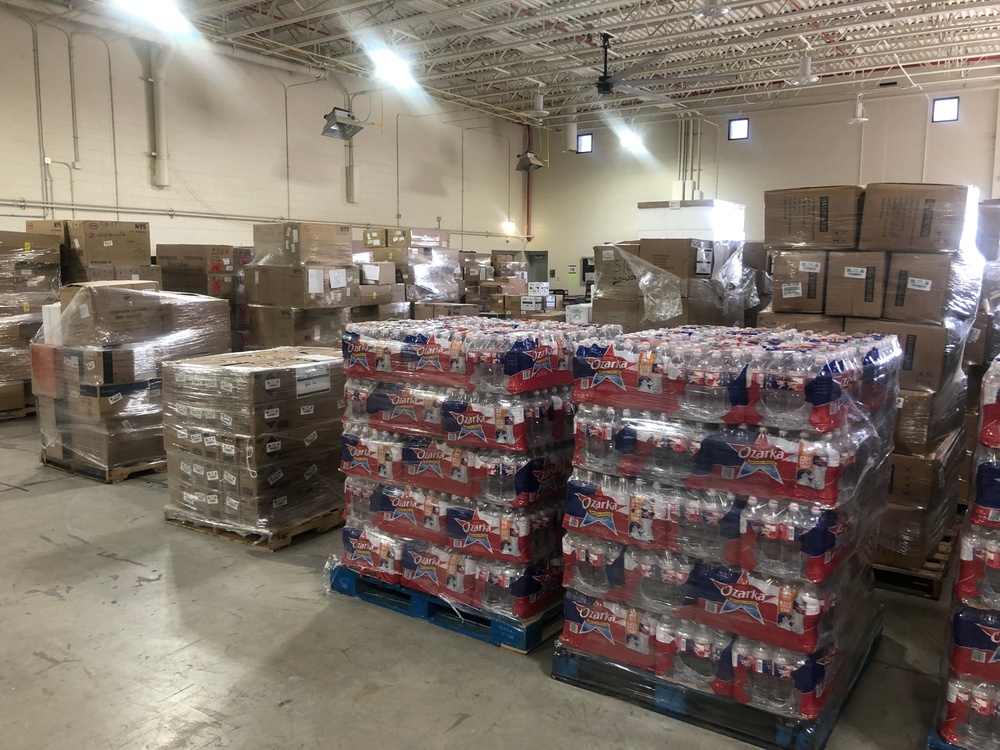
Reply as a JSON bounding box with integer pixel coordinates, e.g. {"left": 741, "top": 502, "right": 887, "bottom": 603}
{"left": 32, "top": 285, "right": 231, "bottom": 473}
{"left": 244, "top": 253, "right": 360, "bottom": 309}
{"left": 407, "top": 251, "right": 463, "bottom": 303}
{"left": 162, "top": 348, "right": 345, "bottom": 532}
{"left": 763, "top": 186, "right": 864, "bottom": 250}
{"left": 343, "top": 317, "right": 620, "bottom": 393}
{"left": 894, "top": 369, "right": 967, "bottom": 455}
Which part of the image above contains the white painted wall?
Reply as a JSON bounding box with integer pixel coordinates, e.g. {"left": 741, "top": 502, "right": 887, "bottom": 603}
{"left": 0, "top": 8, "right": 526, "bottom": 254}
{"left": 532, "top": 87, "right": 1000, "bottom": 293}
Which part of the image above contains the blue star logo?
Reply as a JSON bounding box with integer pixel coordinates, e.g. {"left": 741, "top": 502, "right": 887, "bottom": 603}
{"left": 347, "top": 348, "right": 370, "bottom": 370}
{"left": 530, "top": 350, "right": 553, "bottom": 376}
{"left": 390, "top": 505, "right": 417, "bottom": 524}
{"left": 592, "top": 369, "right": 625, "bottom": 390}
{"left": 533, "top": 466, "right": 558, "bottom": 497}
{"left": 412, "top": 564, "right": 439, "bottom": 584}
{"left": 736, "top": 460, "right": 783, "bottom": 482}
{"left": 458, "top": 423, "right": 487, "bottom": 442}
{"left": 576, "top": 492, "right": 618, "bottom": 533}
{"left": 574, "top": 605, "right": 615, "bottom": 642}
{"left": 390, "top": 405, "right": 418, "bottom": 421}
{"left": 345, "top": 447, "right": 372, "bottom": 473}
{"left": 712, "top": 574, "right": 768, "bottom": 624}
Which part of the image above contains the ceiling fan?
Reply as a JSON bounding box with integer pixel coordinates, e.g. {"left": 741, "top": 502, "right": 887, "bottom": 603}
{"left": 594, "top": 32, "right": 736, "bottom": 105}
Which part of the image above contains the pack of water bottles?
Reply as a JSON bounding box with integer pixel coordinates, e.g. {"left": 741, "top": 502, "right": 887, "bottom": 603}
{"left": 342, "top": 318, "right": 621, "bottom": 394}
{"left": 937, "top": 356, "right": 1000, "bottom": 748}
{"left": 344, "top": 378, "right": 573, "bottom": 450}
{"left": 339, "top": 517, "right": 564, "bottom": 618}
{"left": 556, "top": 324, "right": 895, "bottom": 722}
{"left": 340, "top": 422, "right": 572, "bottom": 507}
{"left": 572, "top": 327, "right": 900, "bottom": 439}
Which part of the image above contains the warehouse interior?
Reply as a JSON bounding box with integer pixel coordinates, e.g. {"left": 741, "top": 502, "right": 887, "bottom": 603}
{"left": 2, "top": 1, "right": 1000, "bottom": 749}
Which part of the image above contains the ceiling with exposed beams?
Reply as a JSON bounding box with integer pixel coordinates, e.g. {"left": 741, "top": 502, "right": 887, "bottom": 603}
{"left": 89, "top": 0, "right": 1000, "bottom": 126}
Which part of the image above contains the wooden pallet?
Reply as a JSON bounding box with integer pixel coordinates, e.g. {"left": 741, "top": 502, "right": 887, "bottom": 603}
{"left": 0, "top": 405, "right": 36, "bottom": 421}
{"left": 41, "top": 453, "right": 167, "bottom": 484}
{"left": 329, "top": 566, "right": 563, "bottom": 654}
{"left": 165, "top": 507, "right": 345, "bottom": 551}
{"left": 874, "top": 516, "right": 963, "bottom": 600}
{"left": 551, "top": 614, "right": 883, "bottom": 750}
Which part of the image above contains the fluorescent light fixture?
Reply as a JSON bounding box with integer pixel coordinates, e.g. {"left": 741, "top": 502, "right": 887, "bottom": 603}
{"left": 693, "top": 0, "right": 731, "bottom": 20}
{"left": 728, "top": 117, "right": 749, "bottom": 140}
{"left": 847, "top": 98, "right": 869, "bottom": 125}
{"left": 322, "top": 108, "right": 364, "bottom": 140}
{"left": 115, "top": 0, "right": 192, "bottom": 35}
{"left": 370, "top": 48, "right": 417, "bottom": 89}
{"left": 789, "top": 55, "right": 819, "bottom": 86}
{"left": 932, "top": 96, "right": 959, "bottom": 123}
{"left": 577, "top": 133, "right": 594, "bottom": 154}
{"left": 619, "top": 129, "right": 644, "bottom": 153}
{"left": 516, "top": 151, "right": 545, "bottom": 172}
{"left": 502, "top": 220, "right": 517, "bottom": 234}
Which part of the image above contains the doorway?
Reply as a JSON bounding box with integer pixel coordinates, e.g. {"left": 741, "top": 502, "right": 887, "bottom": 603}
{"left": 524, "top": 251, "right": 549, "bottom": 284}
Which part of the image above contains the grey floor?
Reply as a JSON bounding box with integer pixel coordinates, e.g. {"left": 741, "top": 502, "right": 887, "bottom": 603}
{"left": 0, "top": 417, "right": 946, "bottom": 750}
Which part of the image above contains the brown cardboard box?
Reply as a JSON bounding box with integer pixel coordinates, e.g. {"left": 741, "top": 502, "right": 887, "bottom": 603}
{"left": 357, "top": 284, "right": 404, "bottom": 306}
{"left": 65, "top": 221, "right": 151, "bottom": 265}
{"left": 884, "top": 252, "right": 967, "bottom": 325}
{"left": 413, "top": 303, "right": 436, "bottom": 320}
{"left": 378, "top": 302, "right": 411, "bottom": 320}
{"left": 770, "top": 250, "right": 827, "bottom": 313}
{"left": 409, "top": 228, "right": 450, "bottom": 248}
{"left": 845, "top": 318, "right": 956, "bottom": 391}
{"left": 387, "top": 228, "right": 411, "bottom": 248}
{"left": 30, "top": 343, "right": 62, "bottom": 398}
{"left": 743, "top": 241, "right": 769, "bottom": 271}
{"left": 592, "top": 298, "right": 645, "bottom": 333}
{"left": 363, "top": 228, "right": 389, "bottom": 248}
{"left": 247, "top": 306, "right": 348, "bottom": 348}
{"left": 968, "top": 365, "right": 985, "bottom": 412}
{"left": 63, "top": 346, "right": 159, "bottom": 386}
{"left": 253, "top": 222, "right": 352, "bottom": 265}
{"left": 824, "top": 252, "right": 886, "bottom": 318}
{"left": 887, "top": 428, "right": 963, "bottom": 506}
{"left": 0, "top": 319, "right": 40, "bottom": 347}
{"left": 593, "top": 243, "right": 641, "bottom": 300}
{"left": 82, "top": 266, "right": 116, "bottom": 282}
{"left": 433, "top": 303, "right": 478, "bottom": 317}
{"left": 965, "top": 410, "right": 979, "bottom": 453}
{"left": 65, "top": 379, "right": 162, "bottom": 420}
{"left": 60, "top": 280, "right": 160, "bottom": 309}
{"left": 0, "top": 382, "right": 26, "bottom": 412}
{"left": 637, "top": 239, "right": 741, "bottom": 282}
{"left": 60, "top": 285, "right": 166, "bottom": 347}
{"left": 159, "top": 294, "right": 232, "bottom": 357}
{"left": 115, "top": 265, "right": 163, "bottom": 285}
{"left": 895, "top": 385, "right": 966, "bottom": 455}
{"left": 155, "top": 245, "right": 236, "bottom": 273}
{"left": 859, "top": 183, "right": 971, "bottom": 252}
{"left": 965, "top": 306, "right": 990, "bottom": 367}
{"left": 763, "top": 186, "right": 863, "bottom": 249}
{"left": 0, "top": 230, "right": 61, "bottom": 257}
{"left": 65, "top": 418, "right": 164, "bottom": 468}
{"left": 361, "top": 261, "right": 396, "bottom": 285}
{"left": 875, "top": 492, "right": 956, "bottom": 571}
{"left": 353, "top": 248, "right": 408, "bottom": 264}
{"left": 245, "top": 265, "right": 360, "bottom": 309}
{"left": 25, "top": 220, "right": 68, "bottom": 240}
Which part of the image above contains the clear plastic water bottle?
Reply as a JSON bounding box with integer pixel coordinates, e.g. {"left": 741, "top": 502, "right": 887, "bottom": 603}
{"left": 758, "top": 350, "right": 809, "bottom": 428}
{"left": 677, "top": 493, "right": 703, "bottom": 554}
{"left": 782, "top": 502, "right": 806, "bottom": 577}
{"left": 769, "top": 647, "right": 797, "bottom": 712}
{"left": 967, "top": 683, "right": 997, "bottom": 748}
{"left": 756, "top": 500, "right": 784, "bottom": 574}
{"left": 750, "top": 641, "right": 775, "bottom": 705}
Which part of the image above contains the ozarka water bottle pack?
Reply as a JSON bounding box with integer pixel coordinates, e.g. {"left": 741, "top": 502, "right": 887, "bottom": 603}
{"left": 332, "top": 317, "right": 619, "bottom": 620}
{"left": 556, "top": 325, "right": 900, "bottom": 725}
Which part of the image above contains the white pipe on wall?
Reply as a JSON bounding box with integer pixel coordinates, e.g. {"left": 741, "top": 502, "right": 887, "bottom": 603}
{"left": 150, "top": 43, "right": 175, "bottom": 188}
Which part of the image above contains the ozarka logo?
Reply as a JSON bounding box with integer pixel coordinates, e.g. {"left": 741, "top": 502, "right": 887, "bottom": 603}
{"left": 414, "top": 340, "right": 445, "bottom": 371}
{"left": 734, "top": 432, "right": 787, "bottom": 482}
{"left": 347, "top": 342, "right": 370, "bottom": 370}
{"left": 451, "top": 409, "right": 489, "bottom": 441}
{"left": 389, "top": 495, "right": 418, "bottom": 524}
{"left": 350, "top": 534, "right": 376, "bottom": 565}
{"left": 976, "top": 625, "right": 1000, "bottom": 662}
{"left": 410, "top": 446, "right": 446, "bottom": 476}
{"left": 345, "top": 443, "right": 373, "bottom": 473}
{"left": 532, "top": 464, "right": 558, "bottom": 497}
{"left": 386, "top": 392, "right": 420, "bottom": 421}
{"left": 532, "top": 567, "right": 558, "bottom": 588}
{"left": 409, "top": 551, "right": 440, "bottom": 583}
{"left": 575, "top": 491, "right": 619, "bottom": 533}
{"left": 712, "top": 572, "right": 771, "bottom": 624}
{"left": 574, "top": 603, "right": 617, "bottom": 642}
{"left": 584, "top": 347, "right": 628, "bottom": 390}
{"left": 456, "top": 513, "right": 493, "bottom": 552}
{"left": 529, "top": 346, "right": 554, "bottom": 376}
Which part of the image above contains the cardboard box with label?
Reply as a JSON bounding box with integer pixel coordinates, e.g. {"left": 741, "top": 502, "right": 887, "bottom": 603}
{"left": 363, "top": 228, "right": 389, "bottom": 248}
{"left": 964, "top": 305, "right": 990, "bottom": 367}
{"left": 59, "top": 284, "right": 165, "bottom": 347}
{"left": 859, "top": 183, "right": 972, "bottom": 252}
{"left": 245, "top": 264, "right": 360, "bottom": 309}
{"left": 844, "top": 318, "right": 958, "bottom": 391}
{"left": 361, "top": 261, "right": 395, "bottom": 285}
{"left": 565, "top": 303, "right": 592, "bottom": 325}
{"left": 764, "top": 186, "right": 864, "bottom": 249}
{"left": 883, "top": 252, "right": 969, "bottom": 325}
{"left": 824, "top": 251, "right": 886, "bottom": 318}
{"left": 253, "top": 222, "right": 353, "bottom": 265}
{"left": 592, "top": 298, "right": 645, "bottom": 332}
{"left": 593, "top": 243, "right": 641, "bottom": 300}
{"left": 894, "top": 380, "right": 967, "bottom": 455}
{"left": 887, "top": 428, "right": 963, "bottom": 506}
{"left": 875, "top": 490, "right": 957, "bottom": 571}
{"left": 246, "top": 306, "right": 348, "bottom": 348}
{"left": 65, "top": 221, "right": 152, "bottom": 266}
{"left": 353, "top": 248, "right": 407, "bottom": 264}
{"left": 637, "top": 238, "right": 741, "bottom": 286}
{"left": 770, "top": 250, "right": 827, "bottom": 313}
{"left": 114, "top": 265, "right": 163, "bottom": 284}
{"left": 155, "top": 245, "right": 236, "bottom": 273}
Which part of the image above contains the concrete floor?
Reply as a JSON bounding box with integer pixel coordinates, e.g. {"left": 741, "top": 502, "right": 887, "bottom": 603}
{"left": 0, "top": 417, "right": 947, "bottom": 750}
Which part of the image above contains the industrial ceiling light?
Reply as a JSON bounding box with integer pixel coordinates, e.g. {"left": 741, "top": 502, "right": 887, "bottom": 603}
{"left": 619, "top": 128, "right": 645, "bottom": 153}
{"left": 693, "top": 0, "right": 732, "bottom": 20}
{"left": 115, "top": 0, "right": 192, "bottom": 34}
{"left": 515, "top": 151, "right": 545, "bottom": 172}
{"left": 369, "top": 48, "right": 417, "bottom": 89}
{"left": 525, "top": 91, "right": 550, "bottom": 119}
{"left": 789, "top": 55, "right": 820, "bottom": 86}
{"left": 502, "top": 219, "right": 517, "bottom": 234}
{"left": 322, "top": 108, "right": 364, "bottom": 140}
{"left": 847, "top": 96, "right": 869, "bottom": 125}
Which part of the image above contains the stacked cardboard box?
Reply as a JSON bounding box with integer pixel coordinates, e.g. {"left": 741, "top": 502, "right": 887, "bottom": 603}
{"left": 27, "top": 220, "right": 158, "bottom": 284}
{"left": 359, "top": 227, "right": 451, "bottom": 317}
{"left": 764, "top": 183, "right": 982, "bottom": 570}
{"left": 246, "top": 222, "right": 357, "bottom": 348}
{"left": 480, "top": 252, "right": 528, "bottom": 314}
{"left": 0, "top": 231, "right": 61, "bottom": 413}
{"left": 589, "top": 238, "right": 745, "bottom": 332}
{"left": 458, "top": 252, "right": 493, "bottom": 311}
{"left": 162, "top": 348, "right": 346, "bottom": 533}
{"left": 31, "top": 281, "right": 231, "bottom": 475}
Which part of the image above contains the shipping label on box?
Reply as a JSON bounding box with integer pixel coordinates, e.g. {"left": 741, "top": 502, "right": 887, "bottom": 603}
{"left": 527, "top": 282, "right": 549, "bottom": 296}
{"left": 361, "top": 262, "right": 395, "bottom": 285}
{"left": 825, "top": 251, "right": 886, "bottom": 318}
{"left": 520, "top": 296, "right": 544, "bottom": 312}
{"left": 884, "top": 252, "right": 956, "bottom": 325}
{"left": 770, "top": 250, "right": 827, "bottom": 313}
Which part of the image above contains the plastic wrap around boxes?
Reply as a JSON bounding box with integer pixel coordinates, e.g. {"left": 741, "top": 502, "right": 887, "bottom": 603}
{"left": 26, "top": 219, "right": 160, "bottom": 285}
{"left": 332, "top": 317, "right": 620, "bottom": 619}
{"left": 935, "top": 356, "right": 1000, "bottom": 748}
{"left": 0, "top": 231, "right": 61, "bottom": 413}
{"left": 162, "top": 348, "right": 346, "bottom": 534}
{"left": 31, "top": 281, "right": 231, "bottom": 474}
{"left": 590, "top": 239, "right": 756, "bottom": 332}
{"left": 556, "top": 325, "right": 899, "bottom": 728}
{"left": 762, "top": 183, "right": 983, "bottom": 571}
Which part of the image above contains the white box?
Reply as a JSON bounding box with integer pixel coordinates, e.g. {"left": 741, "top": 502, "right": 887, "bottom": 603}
{"left": 565, "top": 303, "right": 592, "bottom": 324}
{"left": 637, "top": 199, "right": 746, "bottom": 242}
{"left": 527, "top": 281, "right": 549, "bottom": 295}
{"left": 520, "top": 296, "right": 543, "bottom": 312}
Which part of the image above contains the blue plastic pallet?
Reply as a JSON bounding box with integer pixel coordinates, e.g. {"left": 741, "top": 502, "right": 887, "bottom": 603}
{"left": 926, "top": 730, "right": 965, "bottom": 750}
{"left": 328, "top": 566, "right": 563, "bottom": 653}
{"left": 551, "top": 614, "right": 883, "bottom": 750}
